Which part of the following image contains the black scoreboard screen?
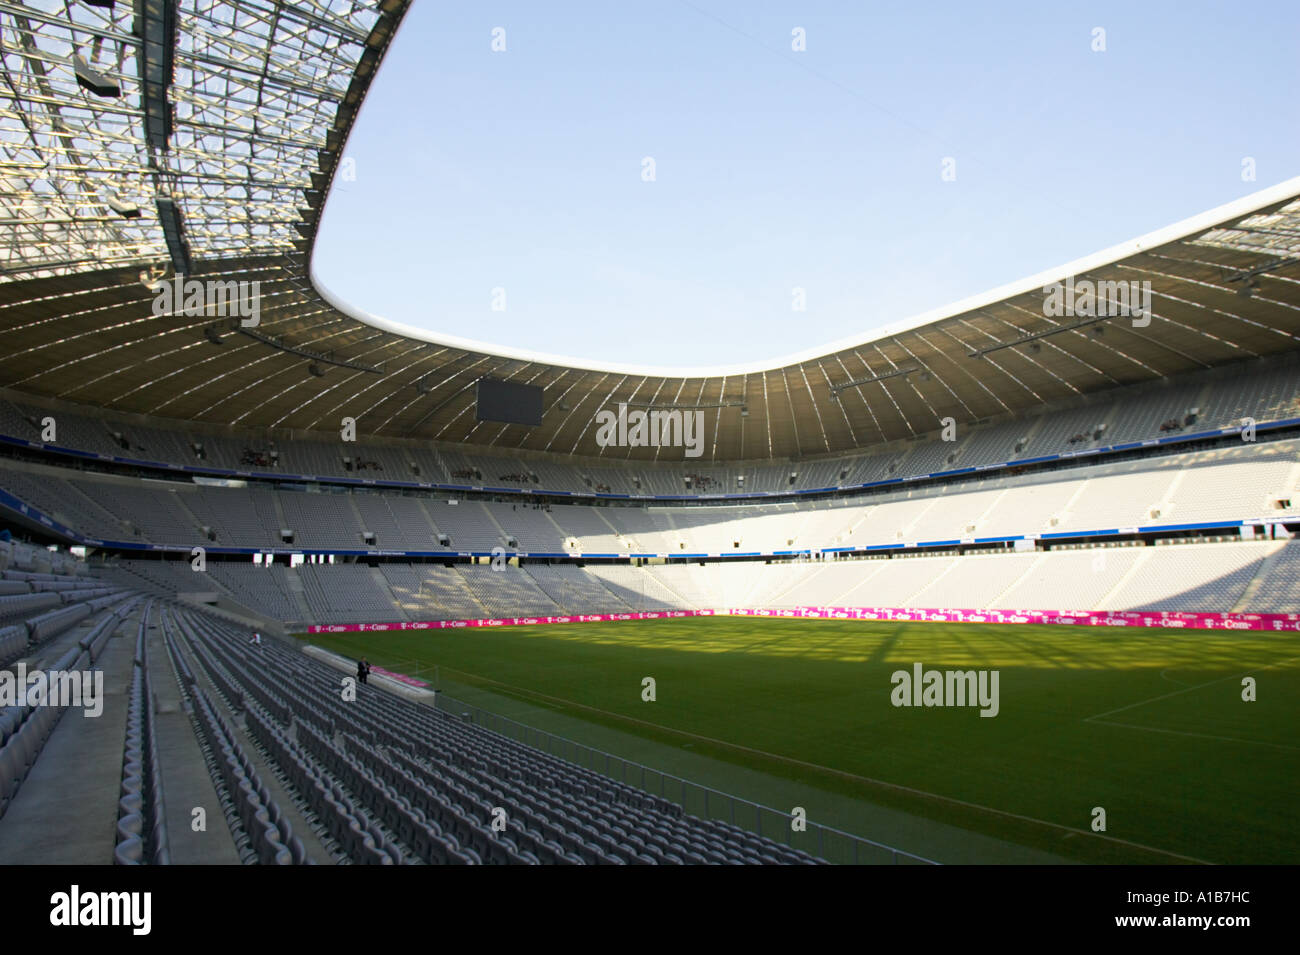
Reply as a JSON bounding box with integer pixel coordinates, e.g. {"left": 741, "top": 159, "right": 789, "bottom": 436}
{"left": 475, "top": 377, "right": 543, "bottom": 427}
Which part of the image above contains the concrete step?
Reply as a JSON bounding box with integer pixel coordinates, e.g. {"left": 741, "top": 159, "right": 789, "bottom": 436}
{"left": 149, "top": 612, "right": 242, "bottom": 865}
{"left": 172, "top": 617, "right": 337, "bottom": 864}
{"left": 0, "top": 606, "right": 140, "bottom": 863}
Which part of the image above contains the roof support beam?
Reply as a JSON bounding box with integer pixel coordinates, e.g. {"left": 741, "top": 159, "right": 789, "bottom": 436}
{"left": 154, "top": 196, "right": 192, "bottom": 275}
{"left": 134, "top": 0, "right": 178, "bottom": 153}
{"left": 829, "top": 365, "right": 918, "bottom": 397}
{"left": 236, "top": 326, "right": 386, "bottom": 374}
{"left": 968, "top": 317, "right": 1108, "bottom": 358}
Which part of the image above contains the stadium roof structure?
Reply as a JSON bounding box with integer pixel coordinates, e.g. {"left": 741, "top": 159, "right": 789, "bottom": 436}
{"left": 1, "top": 2, "right": 1299, "bottom": 463}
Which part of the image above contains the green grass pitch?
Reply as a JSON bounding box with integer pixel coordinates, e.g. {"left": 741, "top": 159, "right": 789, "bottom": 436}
{"left": 306, "top": 616, "right": 1300, "bottom": 864}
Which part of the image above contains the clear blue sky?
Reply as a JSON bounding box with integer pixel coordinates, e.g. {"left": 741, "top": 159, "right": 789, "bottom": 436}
{"left": 314, "top": 0, "right": 1300, "bottom": 368}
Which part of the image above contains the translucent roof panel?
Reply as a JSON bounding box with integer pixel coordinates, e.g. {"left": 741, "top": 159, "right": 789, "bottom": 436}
{"left": 1191, "top": 198, "right": 1300, "bottom": 260}
{"left": 1, "top": 0, "right": 384, "bottom": 282}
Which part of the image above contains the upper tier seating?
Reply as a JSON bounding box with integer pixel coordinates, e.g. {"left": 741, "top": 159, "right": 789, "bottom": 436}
{"left": 9, "top": 439, "right": 1294, "bottom": 557}
{"left": 2, "top": 357, "right": 1296, "bottom": 497}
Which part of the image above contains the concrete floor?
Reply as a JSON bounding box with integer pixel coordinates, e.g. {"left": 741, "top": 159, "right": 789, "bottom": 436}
{"left": 0, "top": 610, "right": 141, "bottom": 863}
{"left": 0, "top": 604, "right": 268, "bottom": 865}
{"left": 166, "top": 631, "right": 334, "bottom": 863}
{"left": 148, "top": 617, "right": 241, "bottom": 865}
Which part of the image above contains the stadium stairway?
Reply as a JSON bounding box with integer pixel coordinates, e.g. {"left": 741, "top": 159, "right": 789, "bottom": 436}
{"left": 146, "top": 611, "right": 242, "bottom": 864}
{"left": 170, "top": 492, "right": 211, "bottom": 543}
{"left": 987, "top": 556, "right": 1042, "bottom": 607}
{"left": 269, "top": 492, "right": 291, "bottom": 542}
{"left": 172, "top": 609, "right": 407, "bottom": 863}
{"left": 368, "top": 566, "right": 404, "bottom": 620}
{"left": 282, "top": 568, "right": 315, "bottom": 622}
{"left": 0, "top": 598, "right": 145, "bottom": 863}
{"left": 1095, "top": 551, "right": 1152, "bottom": 608}
{"left": 0, "top": 588, "right": 328, "bottom": 865}
{"left": 160, "top": 619, "right": 331, "bottom": 863}
{"left": 1232, "top": 543, "right": 1292, "bottom": 612}
{"left": 646, "top": 572, "right": 700, "bottom": 610}
{"left": 542, "top": 507, "right": 572, "bottom": 546}
{"left": 166, "top": 604, "right": 825, "bottom": 864}
{"left": 160, "top": 609, "right": 322, "bottom": 864}
{"left": 482, "top": 505, "right": 512, "bottom": 548}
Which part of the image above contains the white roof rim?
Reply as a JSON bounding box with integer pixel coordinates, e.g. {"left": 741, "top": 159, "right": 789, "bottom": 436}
{"left": 311, "top": 174, "right": 1300, "bottom": 379}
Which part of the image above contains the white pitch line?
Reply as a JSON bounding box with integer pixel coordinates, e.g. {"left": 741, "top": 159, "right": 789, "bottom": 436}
{"left": 1083, "top": 654, "right": 1300, "bottom": 723}
{"left": 437, "top": 664, "right": 1212, "bottom": 863}
{"left": 1089, "top": 718, "right": 1300, "bottom": 754}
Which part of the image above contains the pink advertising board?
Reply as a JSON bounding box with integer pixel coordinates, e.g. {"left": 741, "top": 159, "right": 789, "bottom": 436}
{"left": 309, "top": 606, "right": 1300, "bottom": 634}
